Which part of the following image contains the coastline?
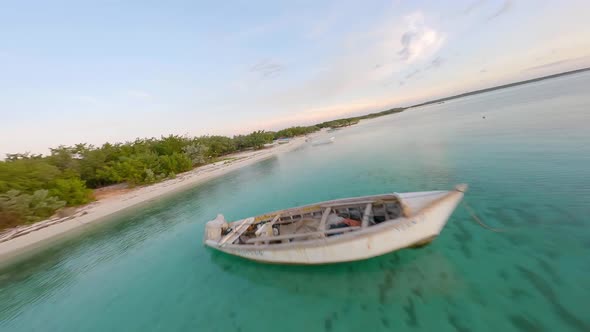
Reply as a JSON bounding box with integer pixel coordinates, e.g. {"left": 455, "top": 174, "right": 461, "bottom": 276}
{"left": 0, "top": 135, "right": 314, "bottom": 265}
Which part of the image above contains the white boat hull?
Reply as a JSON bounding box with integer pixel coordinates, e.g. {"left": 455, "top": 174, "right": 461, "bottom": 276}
{"left": 204, "top": 186, "right": 466, "bottom": 264}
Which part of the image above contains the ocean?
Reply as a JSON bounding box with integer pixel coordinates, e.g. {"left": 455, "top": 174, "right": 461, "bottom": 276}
{"left": 1, "top": 71, "right": 589, "bottom": 332}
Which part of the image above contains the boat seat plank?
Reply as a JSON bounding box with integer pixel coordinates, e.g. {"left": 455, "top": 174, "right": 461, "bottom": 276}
{"left": 361, "top": 203, "right": 372, "bottom": 228}
{"left": 246, "top": 226, "right": 360, "bottom": 244}
{"left": 256, "top": 214, "right": 281, "bottom": 245}
{"left": 318, "top": 207, "right": 332, "bottom": 232}
{"left": 321, "top": 197, "right": 398, "bottom": 208}
{"left": 269, "top": 214, "right": 280, "bottom": 226}
{"left": 219, "top": 217, "right": 255, "bottom": 246}
{"left": 320, "top": 200, "right": 378, "bottom": 208}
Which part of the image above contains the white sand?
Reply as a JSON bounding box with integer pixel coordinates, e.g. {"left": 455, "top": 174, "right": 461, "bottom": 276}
{"left": 0, "top": 136, "right": 313, "bottom": 264}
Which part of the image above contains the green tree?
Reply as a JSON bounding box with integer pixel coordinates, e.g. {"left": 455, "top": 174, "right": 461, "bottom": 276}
{"left": 275, "top": 126, "right": 319, "bottom": 138}
{"left": 0, "top": 159, "right": 61, "bottom": 193}
{"left": 150, "top": 135, "right": 188, "bottom": 156}
{"left": 0, "top": 190, "right": 65, "bottom": 228}
{"left": 197, "top": 136, "right": 236, "bottom": 158}
{"left": 239, "top": 130, "right": 275, "bottom": 150}
{"left": 79, "top": 148, "right": 108, "bottom": 187}
{"left": 46, "top": 145, "right": 81, "bottom": 175}
{"left": 182, "top": 143, "right": 208, "bottom": 166}
{"left": 49, "top": 178, "right": 93, "bottom": 206}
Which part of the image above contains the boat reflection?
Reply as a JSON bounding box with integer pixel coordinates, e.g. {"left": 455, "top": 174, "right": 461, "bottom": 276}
{"left": 208, "top": 247, "right": 464, "bottom": 303}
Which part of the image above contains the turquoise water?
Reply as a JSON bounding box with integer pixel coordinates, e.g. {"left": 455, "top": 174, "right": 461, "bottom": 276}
{"left": 1, "top": 72, "right": 590, "bottom": 332}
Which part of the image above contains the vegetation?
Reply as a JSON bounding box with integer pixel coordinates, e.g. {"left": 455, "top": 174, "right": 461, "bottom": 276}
{"left": 0, "top": 109, "right": 406, "bottom": 230}
{"left": 316, "top": 118, "right": 359, "bottom": 129}
{"left": 0, "top": 130, "right": 294, "bottom": 229}
{"left": 0, "top": 190, "right": 65, "bottom": 228}
{"left": 274, "top": 126, "right": 319, "bottom": 138}
{"left": 316, "top": 107, "right": 405, "bottom": 128}
{"left": 233, "top": 131, "right": 276, "bottom": 150}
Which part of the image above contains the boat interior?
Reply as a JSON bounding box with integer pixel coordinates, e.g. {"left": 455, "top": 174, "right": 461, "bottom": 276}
{"left": 220, "top": 195, "right": 408, "bottom": 246}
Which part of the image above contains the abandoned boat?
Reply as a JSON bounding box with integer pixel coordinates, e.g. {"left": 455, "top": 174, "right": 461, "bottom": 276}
{"left": 204, "top": 184, "right": 467, "bottom": 264}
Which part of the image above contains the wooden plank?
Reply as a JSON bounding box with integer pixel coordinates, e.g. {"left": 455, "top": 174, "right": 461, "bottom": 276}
{"left": 320, "top": 200, "right": 376, "bottom": 208}
{"left": 246, "top": 226, "right": 360, "bottom": 243}
{"left": 269, "top": 214, "right": 280, "bottom": 226}
{"left": 320, "top": 198, "right": 398, "bottom": 208}
{"left": 318, "top": 207, "right": 332, "bottom": 232}
{"left": 260, "top": 216, "right": 322, "bottom": 226}
{"left": 219, "top": 217, "right": 255, "bottom": 246}
{"left": 362, "top": 203, "right": 372, "bottom": 228}
{"left": 265, "top": 214, "right": 281, "bottom": 245}
{"left": 255, "top": 214, "right": 280, "bottom": 237}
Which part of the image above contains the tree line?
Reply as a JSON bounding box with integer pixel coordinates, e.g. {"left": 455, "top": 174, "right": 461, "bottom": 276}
{"left": 316, "top": 107, "right": 405, "bottom": 128}
{"left": 0, "top": 108, "right": 404, "bottom": 229}
{"left": 0, "top": 127, "right": 317, "bottom": 229}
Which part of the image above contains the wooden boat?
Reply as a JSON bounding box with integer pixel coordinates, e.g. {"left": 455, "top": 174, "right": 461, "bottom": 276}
{"left": 276, "top": 138, "right": 290, "bottom": 144}
{"left": 204, "top": 184, "right": 467, "bottom": 264}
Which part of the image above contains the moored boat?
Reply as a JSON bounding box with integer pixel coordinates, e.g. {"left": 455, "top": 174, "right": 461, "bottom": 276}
{"left": 276, "top": 138, "right": 290, "bottom": 144}
{"left": 204, "top": 184, "right": 467, "bottom": 264}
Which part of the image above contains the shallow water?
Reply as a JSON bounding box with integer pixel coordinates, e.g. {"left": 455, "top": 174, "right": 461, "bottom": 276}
{"left": 1, "top": 72, "right": 590, "bottom": 332}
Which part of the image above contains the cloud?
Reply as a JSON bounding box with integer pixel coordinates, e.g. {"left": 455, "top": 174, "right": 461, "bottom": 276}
{"left": 404, "top": 57, "right": 443, "bottom": 82}
{"left": 398, "top": 13, "right": 445, "bottom": 63}
{"left": 233, "top": 11, "right": 446, "bottom": 126}
{"left": 427, "top": 56, "right": 444, "bottom": 69}
{"left": 250, "top": 59, "right": 285, "bottom": 79}
{"left": 488, "top": 0, "right": 512, "bottom": 21}
{"left": 462, "top": 0, "right": 487, "bottom": 15}
{"left": 405, "top": 69, "right": 421, "bottom": 79}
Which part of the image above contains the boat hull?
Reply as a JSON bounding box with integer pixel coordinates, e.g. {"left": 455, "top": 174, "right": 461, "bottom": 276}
{"left": 204, "top": 188, "right": 465, "bottom": 264}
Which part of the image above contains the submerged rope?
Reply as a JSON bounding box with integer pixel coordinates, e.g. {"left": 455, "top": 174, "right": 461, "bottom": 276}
{"left": 462, "top": 200, "right": 506, "bottom": 233}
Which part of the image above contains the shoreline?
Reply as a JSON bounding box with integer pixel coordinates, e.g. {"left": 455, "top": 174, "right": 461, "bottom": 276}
{"left": 0, "top": 135, "right": 316, "bottom": 265}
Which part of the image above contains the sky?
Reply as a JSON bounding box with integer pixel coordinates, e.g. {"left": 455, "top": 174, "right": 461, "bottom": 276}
{"left": 1, "top": 0, "right": 590, "bottom": 156}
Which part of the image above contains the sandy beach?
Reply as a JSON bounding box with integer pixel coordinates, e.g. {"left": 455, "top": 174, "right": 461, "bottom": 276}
{"left": 0, "top": 135, "right": 314, "bottom": 265}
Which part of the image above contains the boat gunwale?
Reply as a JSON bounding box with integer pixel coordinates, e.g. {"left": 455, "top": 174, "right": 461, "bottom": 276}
{"left": 205, "top": 190, "right": 453, "bottom": 251}
{"left": 244, "top": 191, "right": 448, "bottom": 224}
{"left": 248, "top": 193, "right": 402, "bottom": 223}
{"left": 210, "top": 215, "right": 417, "bottom": 251}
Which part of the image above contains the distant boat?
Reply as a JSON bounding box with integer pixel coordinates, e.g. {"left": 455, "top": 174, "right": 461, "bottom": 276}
{"left": 312, "top": 136, "right": 335, "bottom": 146}
{"left": 276, "top": 138, "right": 290, "bottom": 144}
{"left": 203, "top": 184, "right": 468, "bottom": 264}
